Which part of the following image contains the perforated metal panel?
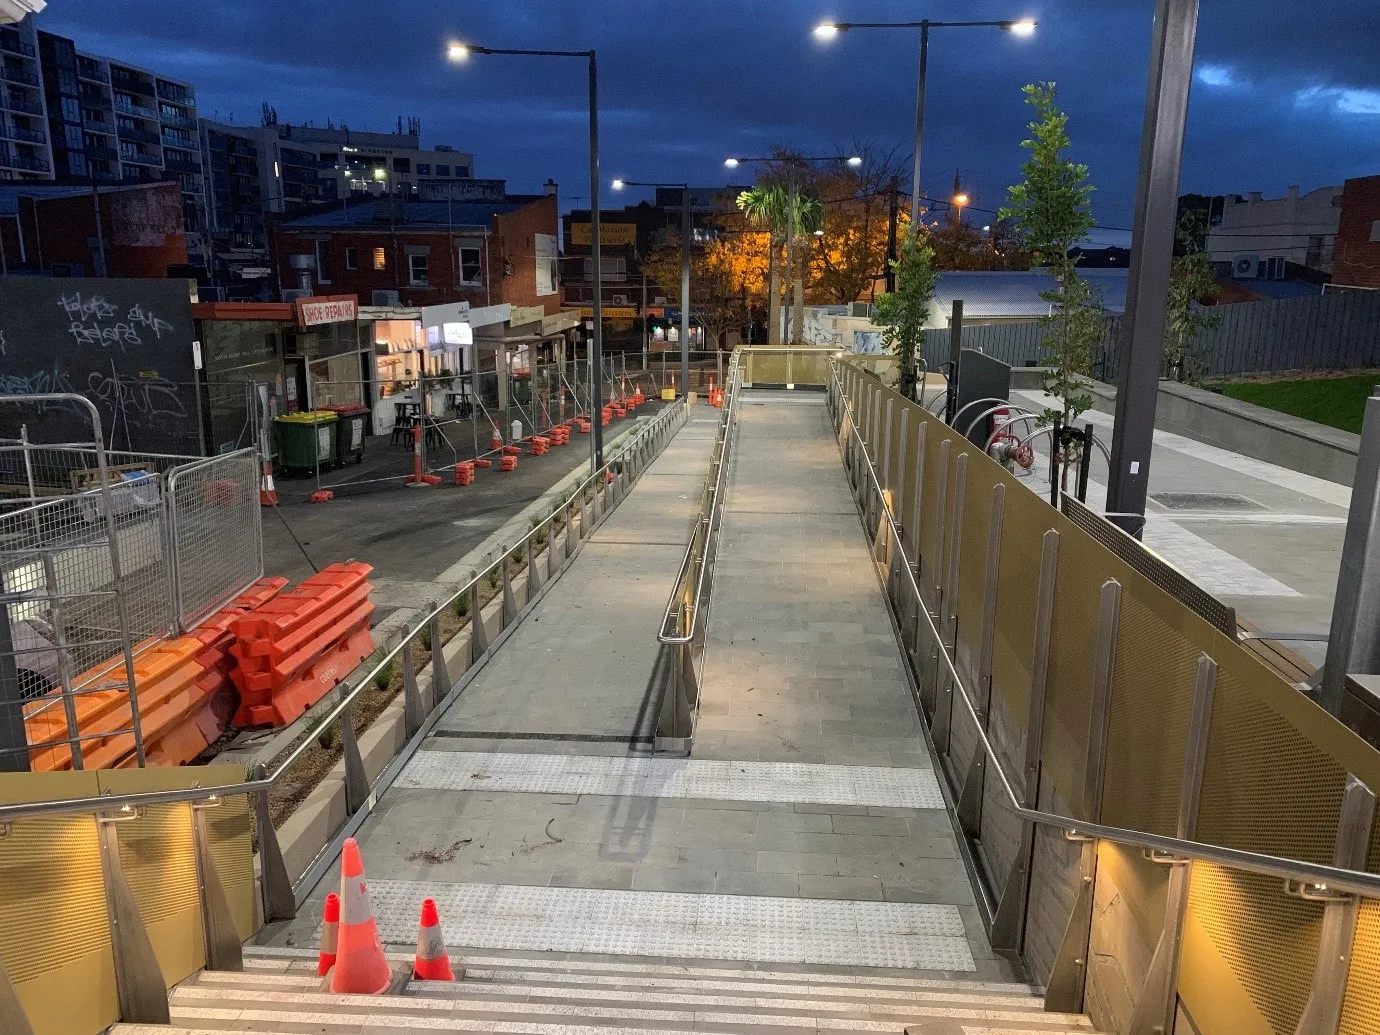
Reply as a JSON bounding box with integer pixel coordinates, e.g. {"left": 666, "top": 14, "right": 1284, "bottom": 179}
{"left": 1188, "top": 863, "right": 1323, "bottom": 1034}
{"left": 1099, "top": 592, "right": 1201, "bottom": 837}
{"left": 117, "top": 802, "right": 204, "bottom": 985}
{"left": 1198, "top": 661, "right": 1346, "bottom": 863}
{"left": 989, "top": 481, "right": 1049, "bottom": 731}
{"left": 1341, "top": 900, "right": 1380, "bottom": 1035}
{"left": 205, "top": 795, "right": 256, "bottom": 940}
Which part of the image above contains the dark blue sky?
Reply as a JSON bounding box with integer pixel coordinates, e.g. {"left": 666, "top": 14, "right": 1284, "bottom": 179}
{"left": 41, "top": 1, "right": 1380, "bottom": 245}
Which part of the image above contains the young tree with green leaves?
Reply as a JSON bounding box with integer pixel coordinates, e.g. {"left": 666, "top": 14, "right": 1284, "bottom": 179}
{"left": 999, "top": 82, "right": 1100, "bottom": 426}
{"left": 872, "top": 225, "right": 938, "bottom": 401}
{"left": 1164, "top": 210, "right": 1222, "bottom": 383}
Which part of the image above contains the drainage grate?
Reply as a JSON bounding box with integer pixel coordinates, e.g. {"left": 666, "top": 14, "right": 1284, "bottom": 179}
{"left": 1150, "top": 492, "right": 1267, "bottom": 512}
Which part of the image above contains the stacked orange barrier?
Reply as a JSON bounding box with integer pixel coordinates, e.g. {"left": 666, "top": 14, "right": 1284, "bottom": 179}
{"left": 454, "top": 460, "right": 475, "bottom": 486}
{"left": 501, "top": 444, "right": 522, "bottom": 456}
{"left": 576, "top": 419, "right": 592, "bottom": 434}
{"left": 549, "top": 425, "right": 570, "bottom": 446}
{"left": 24, "top": 578, "right": 292, "bottom": 770}
{"left": 529, "top": 436, "right": 550, "bottom": 456}
{"left": 499, "top": 454, "right": 518, "bottom": 472}
{"left": 231, "top": 562, "right": 375, "bottom": 727}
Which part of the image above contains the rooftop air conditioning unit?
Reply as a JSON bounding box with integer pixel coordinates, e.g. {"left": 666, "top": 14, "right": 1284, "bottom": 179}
{"left": 612, "top": 294, "right": 629, "bottom": 305}
{"left": 1233, "top": 254, "right": 1260, "bottom": 278}
{"left": 849, "top": 302, "right": 873, "bottom": 319}
{"left": 372, "top": 290, "right": 401, "bottom": 306}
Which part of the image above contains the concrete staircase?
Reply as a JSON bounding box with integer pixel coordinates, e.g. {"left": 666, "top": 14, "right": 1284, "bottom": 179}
{"left": 112, "top": 945, "right": 1104, "bottom": 1035}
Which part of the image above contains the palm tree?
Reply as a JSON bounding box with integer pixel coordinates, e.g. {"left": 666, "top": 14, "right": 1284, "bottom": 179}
{"left": 737, "top": 186, "right": 790, "bottom": 344}
{"left": 789, "top": 191, "right": 823, "bottom": 342}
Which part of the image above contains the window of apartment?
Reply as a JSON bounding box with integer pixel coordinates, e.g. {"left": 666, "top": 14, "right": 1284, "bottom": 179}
{"left": 61, "top": 97, "right": 80, "bottom": 122}
{"left": 68, "top": 153, "right": 87, "bottom": 177}
{"left": 417, "top": 163, "right": 430, "bottom": 175}
{"left": 117, "top": 117, "right": 136, "bottom": 131}
{"left": 408, "top": 250, "right": 430, "bottom": 286}
{"left": 393, "top": 157, "right": 410, "bottom": 173}
{"left": 58, "top": 69, "right": 78, "bottom": 95}
{"left": 436, "top": 164, "right": 449, "bottom": 177}
{"left": 64, "top": 124, "right": 83, "bottom": 149}
{"left": 372, "top": 246, "right": 386, "bottom": 271}
{"left": 345, "top": 246, "right": 358, "bottom": 270}
{"left": 315, "top": 239, "right": 331, "bottom": 283}
{"left": 455, "top": 166, "right": 469, "bottom": 178}
{"left": 1371, "top": 220, "right": 1380, "bottom": 244}
{"left": 458, "top": 245, "right": 482, "bottom": 285}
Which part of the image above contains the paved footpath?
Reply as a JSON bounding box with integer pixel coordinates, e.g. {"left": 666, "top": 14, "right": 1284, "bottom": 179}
{"left": 277, "top": 395, "right": 1005, "bottom": 979}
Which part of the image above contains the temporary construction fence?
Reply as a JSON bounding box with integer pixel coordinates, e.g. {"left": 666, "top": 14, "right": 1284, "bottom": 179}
{"left": 0, "top": 393, "right": 264, "bottom": 773}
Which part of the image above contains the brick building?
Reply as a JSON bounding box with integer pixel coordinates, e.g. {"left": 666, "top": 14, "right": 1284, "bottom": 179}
{"left": 270, "top": 181, "right": 559, "bottom": 312}
{"left": 0, "top": 179, "right": 186, "bottom": 276}
{"left": 1333, "top": 174, "right": 1380, "bottom": 290}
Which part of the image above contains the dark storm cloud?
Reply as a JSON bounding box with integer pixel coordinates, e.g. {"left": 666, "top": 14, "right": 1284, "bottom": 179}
{"left": 40, "top": 0, "right": 1380, "bottom": 232}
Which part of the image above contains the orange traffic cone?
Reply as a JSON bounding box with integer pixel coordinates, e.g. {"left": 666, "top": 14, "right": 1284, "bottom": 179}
{"left": 259, "top": 455, "right": 279, "bottom": 506}
{"left": 412, "top": 898, "right": 455, "bottom": 981}
{"left": 329, "top": 838, "right": 393, "bottom": 995}
{"left": 318, "top": 892, "right": 340, "bottom": 976}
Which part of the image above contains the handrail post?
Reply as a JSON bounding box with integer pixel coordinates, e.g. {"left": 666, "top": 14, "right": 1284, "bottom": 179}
{"left": 402, "top": 636, "right": 424, "bottom": 738}
{"left": 190, "top": 799, "right": 244, "bottom": 971}
{"left": 1046, "top": 578, "right": 1121, "bottom": 1014}
{"left": 1127, "top": 653, "right": 1216, "bottom": 1035}
{"left": 958, "top": 482, "right": 1005, "bottom": 840}
{"left": 470, "top": 581, "right": 488, "bottom": 656}
{"left": 501, "top": 552, "right": 518, "bottom": 626}
{"left": 97, "top": 808, "right": 170, "bottom": 1024}
{"left": 429, "top": 611, "right": 450, "bottom": 701}
{"left": 933, "top": 452, "right": 968, "bottom": 756}
{"left": 251, "top": 762, "right": 296, "bottom": 922}
{"left": 1293, "top": 774, "right": 1376, "bottom": 1035}
{"left": 338, "top": 696, "right": 368, "bottom": 816}
{"left": 991, "top": 528, "right": 1060, "bottom": 957}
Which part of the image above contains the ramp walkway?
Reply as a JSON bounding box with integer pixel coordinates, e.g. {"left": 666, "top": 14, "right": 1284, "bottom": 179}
{"left": 272, "top": 393, "right": 1004, "bottom": 982}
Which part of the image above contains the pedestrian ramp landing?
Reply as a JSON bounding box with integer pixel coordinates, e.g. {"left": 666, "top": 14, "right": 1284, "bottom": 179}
{"left": 114, "top": 945, "right": 1104, "bottom": 1035}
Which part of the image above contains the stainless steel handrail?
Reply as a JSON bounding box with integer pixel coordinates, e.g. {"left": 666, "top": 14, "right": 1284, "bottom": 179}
{"left": 0, "top": 400, "right": 687, "bottom": 824}
{"left": 658, "top": 356, "right": 740, "bottom": 646}
{"left": 830, "top": 361, "right": 1380, "bottom": 901}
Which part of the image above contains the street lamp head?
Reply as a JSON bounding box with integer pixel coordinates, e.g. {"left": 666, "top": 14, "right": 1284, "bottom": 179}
{"left": 846, "top": 155, "right": 863, "bottom": 167}
{"left": 611, "top": 178, "right": 626, "bottom": 190}
{"left": 813, "top": 229, "right": 825, "bottom": 237}
{"left": 1006, "top": 19, "right": 1037, "bottom": 36}
{"left": 723, "top": 157, "right": 740, "bottom": 169}
{"left": 982, "top": 224, "right": 991, "bottom": 232}
{"left": 953, "top": 193, "right": 969, "bottom": 206}
{"left": 812, "top": 22, "right": 841, "bottom": 41}
{"left": 446, "top": 41, "right": 471, "bottom": 61}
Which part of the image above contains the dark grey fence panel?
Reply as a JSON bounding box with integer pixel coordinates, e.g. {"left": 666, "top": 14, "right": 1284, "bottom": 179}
{"left": 927, "top": 290, "right": 1380, "bottom": 382}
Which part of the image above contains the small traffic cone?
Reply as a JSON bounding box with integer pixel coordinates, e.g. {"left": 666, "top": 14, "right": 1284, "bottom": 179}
{"left": 318, "top": 892, "right": 340, "bottom": 976}
{"left": 412, "top": 898, "right": 455, "bottom": 981}
{"left": 489, "top": 423, "right": 503, "bottom": 451}
{"left": 259, "top": 455, "right": 279, "bottom": 506}
{"left": 329, "top": 838, "right": 393, "bottom": 995}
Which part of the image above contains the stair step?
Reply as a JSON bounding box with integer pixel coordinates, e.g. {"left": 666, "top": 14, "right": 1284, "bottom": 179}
{"left": 186, "top": 977, "right": 1043, "bottom": 1015}
{"left": 197, "top": 969, "right": 1043, "bottom": 1010}
{"left": 246, "top": 945, "right": 1036, "bottom": 995}
{"left": 171, "top": 985, "right": 1095, "bottom": 1029}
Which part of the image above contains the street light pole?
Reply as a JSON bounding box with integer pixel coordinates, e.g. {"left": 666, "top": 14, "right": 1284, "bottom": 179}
{"left": 1105, "top": 0, "right": 1201, "bottom": 536}
{"left": 911, "top": 23, "right": 929, "bottom": 226}
{"left": 447, "top": 40, "right": 604, "bottom": 471}
{"left": 813, "top": 18, "right": 1035, "bottom": 227}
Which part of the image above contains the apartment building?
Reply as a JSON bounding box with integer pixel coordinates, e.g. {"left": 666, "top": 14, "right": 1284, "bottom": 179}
{"left": 0, "top": 16, "right": 51, "bottom": 181}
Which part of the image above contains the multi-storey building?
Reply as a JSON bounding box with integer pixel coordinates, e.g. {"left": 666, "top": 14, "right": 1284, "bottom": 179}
{"left": 0, "top": 16, "right": 52, "bottom": 181}
{"left": 28, "top": 23, "right": 205, "bottom": 250}
{"left": 199, "top": 118, "right": 476, "bottom": 255}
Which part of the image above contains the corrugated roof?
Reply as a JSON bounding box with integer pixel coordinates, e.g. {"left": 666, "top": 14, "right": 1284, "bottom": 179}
{"left": 931, "top": 268, "right": 1129, "bottom": 318}
{"left": 280, "top": 200, "right": 530, "bottom": 229}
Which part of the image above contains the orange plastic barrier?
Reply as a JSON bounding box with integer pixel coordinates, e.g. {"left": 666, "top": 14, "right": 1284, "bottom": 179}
{"left": 231, "top": 562, "right": 375, "bottom": 727}
{"left": 529, "top": 436, "right": 550, "bottom": 456}
{"left": 454, "top": 460, "right": 475, "bottom": 486}
{"left": 499, "top": 454, "right": 518, "bottom": 473}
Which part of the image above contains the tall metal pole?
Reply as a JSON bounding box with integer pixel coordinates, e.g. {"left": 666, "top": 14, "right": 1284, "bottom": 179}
{"left": 588, "top": 50, "right": 604, "bottom": 471}
{"left": 910, "top": 22, "right": 929, "bottom": 225}
{"left": 680, "top": 187, "right": 691, "bottom": 398}
{"left": 785, "top": 167, "right": 795, "bottom": 345}
{"left": 1105, "top": 0, "right": 1200, "bottom": 536}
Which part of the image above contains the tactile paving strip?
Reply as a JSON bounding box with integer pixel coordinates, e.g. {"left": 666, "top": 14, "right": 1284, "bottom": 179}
{"left": 366, "top": 879, "right": 976, "bottom": 971}
{"left": 399, "top": 751, "right": 944, "bottom": 808}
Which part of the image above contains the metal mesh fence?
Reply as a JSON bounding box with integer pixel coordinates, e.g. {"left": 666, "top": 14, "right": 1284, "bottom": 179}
{"left": 166, "top": 450, "right": 263, "bottom": 631}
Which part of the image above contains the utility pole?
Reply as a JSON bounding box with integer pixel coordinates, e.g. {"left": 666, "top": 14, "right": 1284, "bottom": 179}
{"left": 885, "top": 176, "right": 899, "bottom": 294}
